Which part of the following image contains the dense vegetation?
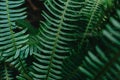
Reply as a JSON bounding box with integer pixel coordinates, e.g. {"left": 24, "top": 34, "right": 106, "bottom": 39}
{"left": 0, "top": 0, "right": 120, "bottom": 80}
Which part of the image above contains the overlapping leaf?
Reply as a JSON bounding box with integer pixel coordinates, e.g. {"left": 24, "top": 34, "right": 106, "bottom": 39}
{"left": 30, "top": 0, "right": 83, "bottom": 79}
{"left": 79, "top": 7, "right": 120, "bottom": 80}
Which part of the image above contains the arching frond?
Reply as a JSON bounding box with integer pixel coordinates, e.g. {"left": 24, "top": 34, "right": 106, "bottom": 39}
{"left": 0, "top": 0, "right": 28, "bottom": 59}
{"left": 79, "top": 7, "right": 120, "bottom": 80}
{"left": 0, "top": 0, "right": 32, "bottom": 79}
{"left": 0, "top": 0, "right": 119, "bottom": 80}
{"left": 61, "top": 1, "right": 119, "bottom": 80}
{"left": 30, "top": 0, "right": 83, "bottom": 79}
{"left": 77, "top": 0, "right": 105, "bottom": 49}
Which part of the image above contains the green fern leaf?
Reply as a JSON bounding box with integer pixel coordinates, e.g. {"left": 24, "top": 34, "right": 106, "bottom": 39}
{"left": 0, "top": 0, "right": 28, "bottom": 58}
{"left": 0, "top": 63, "right": 14, "bottom": 80}
{"left": 78, "top": 0, "right": 105, "bottom": 48}
{"left": 0, "top": 0, "right": 32, "bottom": 79}
{"left": 30, "top": 0, "right": 83, "bottom": 79}
{"left": 79, "top": 7, "right": 120, "bottom": 80}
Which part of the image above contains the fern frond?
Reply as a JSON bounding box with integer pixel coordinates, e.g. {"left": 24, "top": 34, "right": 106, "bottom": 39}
{"left": 77, "top": 0, "right": 105, "bottom": 48}
{"left": 0, "top": 63, "right": 14, "bottom": 80}
{"left": 79, "top": 7, "right": 120, "bottom": 80}
{"left": 61, "top": 0, "right": 119, "bottom": 79}
{"left": 0, "top": 0, "right": 28, "bottom": 58}
{"left": 0, "top": 0, "right": 33, "bottom": 79}
{"left": 30, "top": 0, "right": 84, "bottom": 79}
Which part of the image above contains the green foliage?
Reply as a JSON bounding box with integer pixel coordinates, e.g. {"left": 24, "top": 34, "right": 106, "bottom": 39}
{"left": 78, "top": 8, "right": 120, "bottom": 80}
{"left": 15, "top": 19, "right": 39, "bottom": 35}
{"left": 0, "top": 0, "right": 120, "bottom": 80}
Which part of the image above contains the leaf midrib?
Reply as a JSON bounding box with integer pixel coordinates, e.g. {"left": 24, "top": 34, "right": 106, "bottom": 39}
{"left": 93, "top": 52, "right": 120, "bottom": 80}
{"left": 46, "top": 0, "right": 70, "bottom": 79}
{"left": 5, "top": 1, "right": 32, "bottom": 80}
{"left": 6, "top": 0, "right": 17, "bottom": 50}
{"left": 80, "top": 0, "right": 100, "bottom": 48}
{"left": 4, "top": 63, "right": 10, "bottom": 80}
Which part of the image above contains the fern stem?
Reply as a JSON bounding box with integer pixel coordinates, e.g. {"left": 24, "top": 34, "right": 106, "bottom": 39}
{"left": 93, "top": 52, "right": 120, "bottom": 80}
{"left": 6, "top": 0, "right": 17, "bottom": 50}
{"left": 26, "top": 0, "right": 38, "bottom": 10}
{"left": 79, "top": 0, "right": 100, "bottom": 48}
{"left": 5, "top": 0, "right": 32, "bottom": 79}
{"left": 4, "top": 63, "right": 10, "bottom": 80}
{"left": 46, "top": 0, "right": 70, "bottom": 79}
